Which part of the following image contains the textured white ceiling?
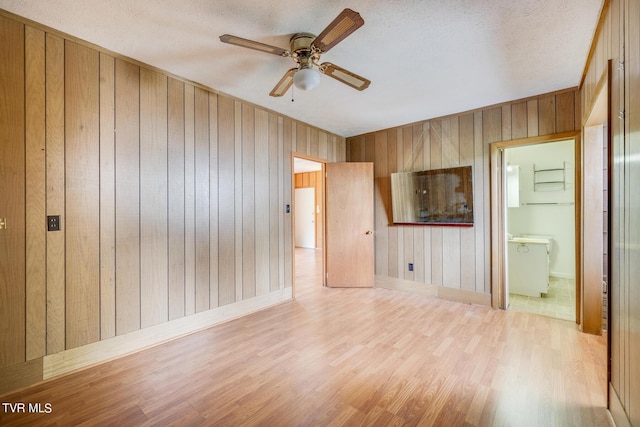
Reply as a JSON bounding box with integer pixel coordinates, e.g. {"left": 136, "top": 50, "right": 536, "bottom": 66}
{"left": 0, "top": 0, "right": 603, "bottom": 137}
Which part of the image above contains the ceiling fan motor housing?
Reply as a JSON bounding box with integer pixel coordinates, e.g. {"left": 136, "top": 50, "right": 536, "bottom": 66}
{"left": 290, "top": 32, "right": 320, "bottom": 68}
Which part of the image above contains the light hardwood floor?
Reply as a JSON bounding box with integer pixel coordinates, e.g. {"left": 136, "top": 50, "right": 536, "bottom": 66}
{"left": 0, "top": 248, "right": 610, "bottom": 426}
{"left": 509, "top": 277, "right": 577, "bottom": 322}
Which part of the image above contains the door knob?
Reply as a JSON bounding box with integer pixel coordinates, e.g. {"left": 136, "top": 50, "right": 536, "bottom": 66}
{"left": 365, "top": 230, "right": 373, "bottom": 235}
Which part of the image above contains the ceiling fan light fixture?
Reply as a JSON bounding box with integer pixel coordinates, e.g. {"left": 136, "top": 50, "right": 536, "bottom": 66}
{"left": 219, "top": 9, "right": 370, "bottom": 97}
{"left": 293, "top": 67, "right": 321, "bottom": 91}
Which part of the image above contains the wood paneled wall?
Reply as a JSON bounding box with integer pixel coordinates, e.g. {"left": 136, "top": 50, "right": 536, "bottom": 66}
{"left": 294, "top": 171, "right": 324, "bottom": 248}
{"left": 0, "top": 12, "right": 345, "bottom": 392}
{"left": 347, "top": 89, "right": 581, "bottom": 297}
{"left": 0, "top": 14, "right": 25, "bottom": 368}
{"left": 583, "top": 1, "right": 640, "bottom": 425}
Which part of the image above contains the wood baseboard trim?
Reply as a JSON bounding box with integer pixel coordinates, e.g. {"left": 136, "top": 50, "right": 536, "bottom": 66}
{"left": 375, "top": 276, "right": 491, "bottom": 306}
{"left": 609, "top": 383, "right": 631, "bottom": 427}
{"left": 0, "top": 357, "right": 43, "bottom": 396}
{"left": 375, "top": 276, "right": 438, "bottom": 297}
{"left": 43, "top": 288, "right": 293, "bottom": 380}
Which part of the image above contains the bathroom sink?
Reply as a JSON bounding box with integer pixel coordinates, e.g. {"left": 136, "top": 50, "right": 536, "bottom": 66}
{"left": 509, "top": 235, "right": 553, "bottom": 255}
{"left": 510, "top": 237, "right": 549, "bottom": 245}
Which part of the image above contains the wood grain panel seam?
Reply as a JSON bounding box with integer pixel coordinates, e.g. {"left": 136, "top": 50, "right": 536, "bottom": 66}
{"left": 25, "top": 25, "right": 47, "bottom": 360}
{"left": 182, "top": 90, "right": 187, "bottom": 315}
{"left": 138, "top": 77, "right": 142, "bottom": 331}
{"left": 98, "top": 51, "right": 117, "bottom": 340}
{"left": 166, "top": 76, "right": 171, "bottom": 317}
{"left": 183, "top": 84, "right": 196, "bottom": 315}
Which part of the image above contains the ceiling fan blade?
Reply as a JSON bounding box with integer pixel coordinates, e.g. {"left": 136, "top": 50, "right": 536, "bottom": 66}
{"left": 219, "top": 34, "right": 289, "bottom": 57}
{"left": 320, "top": 63, "right": 371, "bottom": 91}
{"left": 312, "top": 8, "right": 364, "bottom": 53}
{"left": 270, "top": 68, "right": 297, "bottom": 97}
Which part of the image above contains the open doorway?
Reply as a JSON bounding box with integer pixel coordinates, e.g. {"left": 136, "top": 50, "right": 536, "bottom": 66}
{"left": 293, "top": 155, "right": 325, "bottom": 296}
{"left": 489, "top": 131, "right": 582, "bottom": 324}
{"left": 504, "top": 140, "right": 577, "bottom": 322}
{"left": 492, "top": 120, "right": 608, "bottom": 333}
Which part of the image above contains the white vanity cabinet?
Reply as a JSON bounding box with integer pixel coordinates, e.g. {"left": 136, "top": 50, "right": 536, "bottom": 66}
{"left": 507, "top": 237, "right": 550, "bottom": 297}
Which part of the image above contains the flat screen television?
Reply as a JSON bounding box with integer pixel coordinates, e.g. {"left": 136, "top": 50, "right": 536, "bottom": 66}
{"left": 390, "top": 166, "right": 473, "bottom": 226}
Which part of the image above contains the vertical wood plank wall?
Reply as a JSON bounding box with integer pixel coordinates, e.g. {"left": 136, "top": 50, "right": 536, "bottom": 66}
{"left": 0, "top": 13, "right": 345, "bottom": 393}
{"left": 0, "top": 14, "right": 26, "bottom": 368}
{"left": 294, "top": 171, "right": 324, "bottom": 249}
{"left": 45, "top": 34, "right": 65, "bottom": 355}
{"left": 347, "top": 89, "right": 581, "bottom": 297}
{"left": 582, "top": 1, "right": 640, "bottom": 425}
{"left": 25, "top": 26, "right": 46, "bottom": 361}
{"left": 64, "top": 40, "right": 101, "bottom": 349}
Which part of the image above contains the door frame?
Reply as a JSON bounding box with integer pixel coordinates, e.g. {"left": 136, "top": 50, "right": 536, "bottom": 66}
{"left": 490, "top": 131, "right": 582, "bottom": 324}
{"left": 581, "top": 62, "right": 611, "bottom": 337}
{"left": 292, "top": 152, "right": 327, "bottom": 297}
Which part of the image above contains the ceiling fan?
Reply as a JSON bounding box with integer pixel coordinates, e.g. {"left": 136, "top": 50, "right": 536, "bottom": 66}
{"left": 219, "top": 8, "right": 371, "bottom": 97}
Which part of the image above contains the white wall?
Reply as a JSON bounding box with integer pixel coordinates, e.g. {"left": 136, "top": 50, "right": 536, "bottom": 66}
{"left": 506, "top": 140, "right": 576, "bottom": 278}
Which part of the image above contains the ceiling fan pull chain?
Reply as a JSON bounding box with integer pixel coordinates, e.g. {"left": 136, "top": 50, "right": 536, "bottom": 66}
{"left": 291, "top": 84, "right": 295, "bottom": 102}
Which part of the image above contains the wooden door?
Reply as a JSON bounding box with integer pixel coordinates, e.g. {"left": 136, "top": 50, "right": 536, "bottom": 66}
{"left": 326, "top": 162, "right": 374, "bottom": 287}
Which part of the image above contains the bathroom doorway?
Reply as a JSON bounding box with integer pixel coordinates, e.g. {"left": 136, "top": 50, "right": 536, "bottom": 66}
{"left": 504, "top": 140, "right": 577, "bottom": 322}
{"left": 492, "top": 122, "right": 608, "bottom": 331}
{"left": 489, "top": 131, "right": 582, "bottom": 323}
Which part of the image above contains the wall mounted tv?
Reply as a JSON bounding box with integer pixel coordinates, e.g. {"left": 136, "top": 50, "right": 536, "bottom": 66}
{"left": 390, "top": 166, "right": 473, "bottom": 226}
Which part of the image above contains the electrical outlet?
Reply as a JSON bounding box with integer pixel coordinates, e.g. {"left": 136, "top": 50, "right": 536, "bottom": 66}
{"left": 408, "top": 263, "right": 414, "bottom": 272}
{"left": 47, "top": 215, "right": 61, "bottom": 231}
